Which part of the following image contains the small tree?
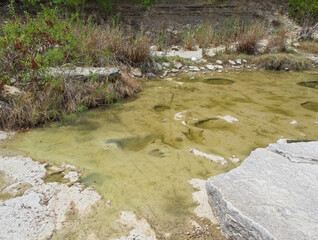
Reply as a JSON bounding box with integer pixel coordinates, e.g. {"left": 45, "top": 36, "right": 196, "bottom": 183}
{"left": 289, "top": 0, "right": 318, "bottom": 40}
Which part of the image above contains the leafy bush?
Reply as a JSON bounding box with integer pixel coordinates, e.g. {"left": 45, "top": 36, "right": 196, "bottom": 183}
{"left": 289, "top": 0, "right": 318, "bottom": 25}
{"left": 289, "top": 0, "right": 318, "bottom": 39}
{"left": 0, "top": 7, "right": 79, "bottom": 86}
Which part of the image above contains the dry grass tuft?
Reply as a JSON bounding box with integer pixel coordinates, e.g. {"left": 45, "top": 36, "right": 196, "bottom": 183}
{"left": 236, "top": 22, "right": 265, "bottom": 55}
{"left": 74, "top": 24, "right": 151, "bottom": 66}
{"left": 266, "top": 27, "right": 288, "bottom": 53}
{"left": 0, "top": 74, "right": 141, "bottom": 130}
{"left": 108, "top": 71, "right": 141, "bottom": 99}
{"left": 256, "top": 54, "right": 309, "bottom": 71}
{"left": 297, "top": 41, "right": 318, "bottom": 54}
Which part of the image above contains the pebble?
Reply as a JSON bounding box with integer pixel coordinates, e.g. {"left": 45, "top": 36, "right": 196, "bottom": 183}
{"left": 206, "top": 65, "right": 215, "bottom": 71}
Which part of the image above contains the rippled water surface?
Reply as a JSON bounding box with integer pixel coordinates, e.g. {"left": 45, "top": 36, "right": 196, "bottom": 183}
{"left": 4, "top": 71, "right": 318, "bottom": 239}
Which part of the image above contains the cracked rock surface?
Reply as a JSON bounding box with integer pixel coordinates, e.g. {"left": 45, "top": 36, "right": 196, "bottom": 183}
{"left": 206, "top": 141, "right": 318, "bottom": 240}
{"left": 0, "top": 155, "right": 102, "bottom": 240}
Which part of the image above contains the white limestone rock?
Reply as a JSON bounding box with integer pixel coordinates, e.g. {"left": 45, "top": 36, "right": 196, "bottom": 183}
{"left": 189, "top": 148, "right": 227, "bottom": 165}
{"left": 206, "top": 141, "right": 318, "bottom": 240}
{"left": 47, "top": 67, "right": 120, "bottom": 79}
{"left": 189, "top": 179, "right": 218, "bottom": 224}
{"left": 0, "top": 156, "right": 102, "bottom": 240}
{"left": 114, "top": 211, "right": 157, "bottom": 240}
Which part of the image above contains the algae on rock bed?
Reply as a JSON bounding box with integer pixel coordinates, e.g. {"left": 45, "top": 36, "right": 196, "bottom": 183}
{"left": 4, "top": 70, "right": 318, "bottom": 239}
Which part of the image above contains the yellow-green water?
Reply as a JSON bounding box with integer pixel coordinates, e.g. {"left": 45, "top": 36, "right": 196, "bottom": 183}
{"left": 3, "top": 71, "right": 318, "bottom": 239}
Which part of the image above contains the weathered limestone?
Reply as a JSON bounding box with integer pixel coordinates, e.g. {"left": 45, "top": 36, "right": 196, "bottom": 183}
{"left": 0, "top": 156, "right": 102, "bottom": 240}
{"left": 114, "top": 0, "right": 289, "bottom": 30}
{"left": 114, "top": 211, "right": 157, "bottom": 240}
{"left": 189, "top": 179, "right": 218, "bottom": 224}
{"left": 154, "top": 49, "right": 203, "bottom": 61}
{"left": 47, "top": 67, "right": 121, "bottom": 80}
{"left": 206, "top": 141, "right": 318, "bottom": 240}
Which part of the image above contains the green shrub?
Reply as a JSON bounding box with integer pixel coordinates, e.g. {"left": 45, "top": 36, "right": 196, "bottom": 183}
{"left": 0, "top": 7, "right": 79, "bottom": 85}
{"left": 289, "top": 0, "right": 318, "bottom": 25}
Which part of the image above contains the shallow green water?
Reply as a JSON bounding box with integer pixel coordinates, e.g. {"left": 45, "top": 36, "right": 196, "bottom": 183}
{"left": 4, "top": 70, "right": 318, "bottom": 239}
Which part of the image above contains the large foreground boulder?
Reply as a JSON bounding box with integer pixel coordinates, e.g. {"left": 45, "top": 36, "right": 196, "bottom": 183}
{"left": 206, "top": 141, "right": 318, "bottom": 240}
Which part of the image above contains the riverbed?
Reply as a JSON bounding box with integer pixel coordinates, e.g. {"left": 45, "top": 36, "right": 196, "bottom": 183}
{"left": 2, "top": 70, "right": 318, "bottom": 239}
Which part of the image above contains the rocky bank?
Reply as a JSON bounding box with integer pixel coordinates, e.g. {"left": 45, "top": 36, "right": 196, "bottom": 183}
{"left": 0, "top": 132, "right": 102, "bottom": 240}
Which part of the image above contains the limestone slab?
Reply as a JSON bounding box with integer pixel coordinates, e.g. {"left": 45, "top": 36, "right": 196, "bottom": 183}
{"left": 206, "top": 141, "right": 318, "bottom": 240}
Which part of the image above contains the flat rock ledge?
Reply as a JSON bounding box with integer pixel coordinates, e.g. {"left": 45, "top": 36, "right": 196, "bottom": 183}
{"left": 0, "top": 155, "right": 102, "bottom": 240}
{"left": 206, "top": 141, "right": 318, "bottom": 240}
{"left": 47, "top": 67, "right": 121, "bottom": 80}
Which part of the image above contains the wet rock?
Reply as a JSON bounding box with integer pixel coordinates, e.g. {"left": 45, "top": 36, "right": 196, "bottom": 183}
{"left": 189, "top": 148, "right": 227, "bottom": 165}
{"left": 131, "top": 68, "right": 142, "bottom": 78}
{"left": 290, "top": 120, "right": 297, "bottom": 125}
{"left": 206, "top": 141, "right": 318, "bottom": 240}
{"left": 297, "top": 81, "right": 318, "bottom": 89}
{"left": 229, "top": 155, "right": 240, "bottom": 163}
{"left": 301, "top": 101, "right": 318, "bottom": 112}
{"left": 154, "top": 104, "right": 170, "bottom": 112}
{"left": 217, "top": 115, "right": 239, "bottom": 123}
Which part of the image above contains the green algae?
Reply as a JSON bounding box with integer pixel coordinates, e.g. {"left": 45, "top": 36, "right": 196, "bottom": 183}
{"left": 4, "top": 70, "right": 318, "bottom": 239}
